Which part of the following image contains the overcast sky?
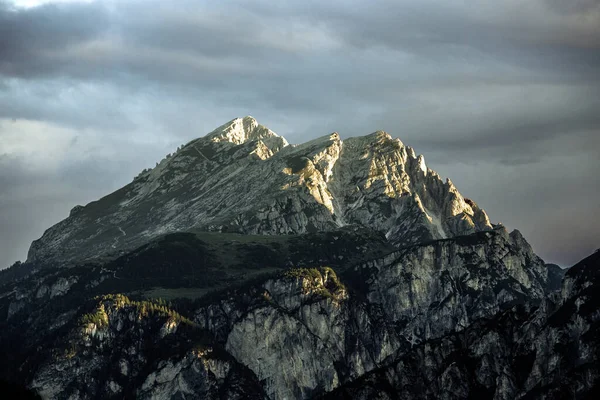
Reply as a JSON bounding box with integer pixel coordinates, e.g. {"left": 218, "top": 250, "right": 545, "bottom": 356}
{"left": 1, "top": 0, "right": 599, "bottom": 268}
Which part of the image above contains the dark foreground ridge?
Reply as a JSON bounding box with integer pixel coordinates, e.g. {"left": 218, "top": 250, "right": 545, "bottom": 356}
{"left": 1, "top": 225, "right": 596, "bottom": 399}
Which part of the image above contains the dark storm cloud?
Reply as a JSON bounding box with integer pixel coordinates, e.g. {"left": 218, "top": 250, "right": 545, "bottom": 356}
{"left": 0, "top": 80, "right": 139, "bottom": 131}
{"left": 1, "top": 1, "right": 597, "bottom": 85}
{"left": 353, "top": 83, "right": 600, "bottom": 163}
{"left": 0, "top": 1, "right": 110, "bottom": 77}
{"left": 0, "top": 0, "right": 599, "bottom": 268}
{"left": 1, "top": 0, "right": 598, "bottom": 130}
{"left": 0, "top": 1, "right": 314, "bottom": 84}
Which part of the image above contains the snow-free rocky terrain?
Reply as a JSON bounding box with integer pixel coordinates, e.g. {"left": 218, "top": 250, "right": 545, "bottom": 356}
{"left": 27, "top": 117, "right": 491, "bottom": 265}
{"left": 0, "top": 117, "right": 597, "bottom": 399}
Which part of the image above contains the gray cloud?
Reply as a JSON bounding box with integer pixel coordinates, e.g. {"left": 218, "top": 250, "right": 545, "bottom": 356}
{"left": 0, "top": 0, "right": 599, "bottom": 268}
{"left": 0, "top": 1, "right": 110, "bottom": 77}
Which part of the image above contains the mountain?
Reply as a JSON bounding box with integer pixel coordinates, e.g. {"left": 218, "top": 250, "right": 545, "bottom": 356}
{"left": 1, "top": 117, "right": 597, "bottom": 399}
{"left": 27, "top": 116, "right": 492, "bottom": 266}
{"left": 3, "top": 226, "right": 555, "bottom": 399}
{"left": 3, "top": 228, "right": 598, "bottom": 399}
{"left": 325, "top": 249, "right": 600, "bottom": 399}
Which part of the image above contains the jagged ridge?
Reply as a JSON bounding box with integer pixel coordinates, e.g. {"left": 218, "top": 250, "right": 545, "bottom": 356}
{"left": 27, "top": 117, "right": 493, "bottom": 265}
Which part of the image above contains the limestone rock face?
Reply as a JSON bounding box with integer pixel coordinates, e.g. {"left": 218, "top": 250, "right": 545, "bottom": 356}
{"left": 329, "top": 131, "right": 491, "bottom": 246}
{"left": 1, "top": 220, "right": 596, "bottom": 399}
{"left": 190, "top": 228, "right": 548, "bottom": 399}
{"left": 323, "top": 250, "right": 600, "bottom": 400}
{"left": 27, "top": 296, "right": 265, "bottom": 400}
{"left": 27, "top": 117, "right": 491, "bottom": 266}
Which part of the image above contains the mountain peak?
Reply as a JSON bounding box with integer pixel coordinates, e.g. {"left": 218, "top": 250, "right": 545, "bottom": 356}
{"left": 205, "top": 116, "right": 287, "bottom": 146}
{"left": 27, "top": 118, "right": 496, "bottom": 264}
{"left": 370, "top": 130, "right": 392, "bottom": 139}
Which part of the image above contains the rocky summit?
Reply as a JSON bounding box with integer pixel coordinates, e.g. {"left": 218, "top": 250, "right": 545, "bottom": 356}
{"left": 27, "top": 116, "right": 491, "bottom": 266}
{"left": 0, "top": 117, "right": 598, "bottom": 399}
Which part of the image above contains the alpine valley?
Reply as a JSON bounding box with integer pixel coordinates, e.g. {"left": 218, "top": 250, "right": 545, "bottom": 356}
{"left": 0, "top": 117, "right": 598, "bottom": 399}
